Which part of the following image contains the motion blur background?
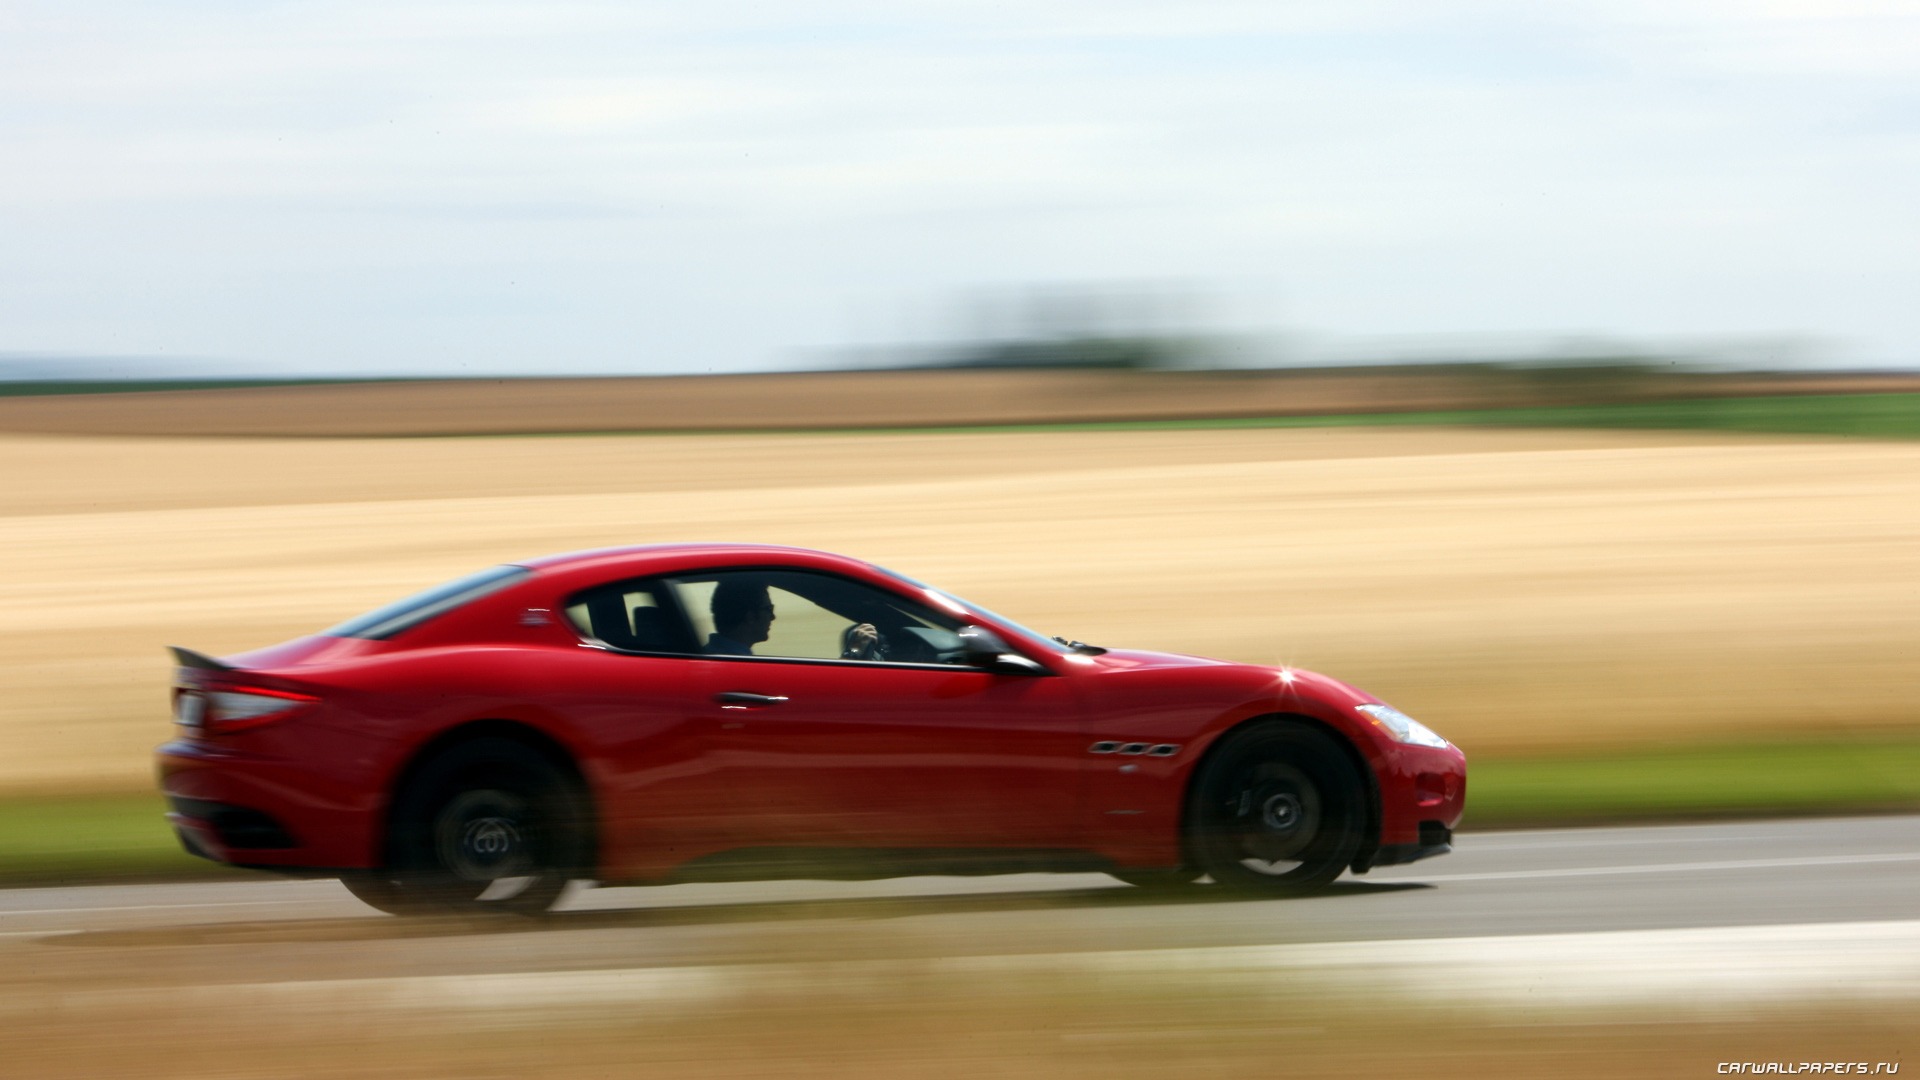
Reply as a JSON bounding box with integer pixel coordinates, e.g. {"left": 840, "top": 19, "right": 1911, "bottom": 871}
{"left": 3, "top": 2, "right": 1918, "bottom": 1077}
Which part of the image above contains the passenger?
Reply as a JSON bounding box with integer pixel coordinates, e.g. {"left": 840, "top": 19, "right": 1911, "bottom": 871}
{"left": 706, "top": 579, "right": 775, "bottom": 656}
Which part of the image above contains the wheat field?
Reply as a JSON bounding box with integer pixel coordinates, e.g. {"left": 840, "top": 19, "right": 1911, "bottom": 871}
{"left": 3, "top": 424, "right": 1916, "bottom": 793}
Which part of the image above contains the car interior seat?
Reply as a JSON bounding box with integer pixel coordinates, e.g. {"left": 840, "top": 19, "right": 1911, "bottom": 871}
{"left": 626, "top": 607, "right": 676, "bottom": 651}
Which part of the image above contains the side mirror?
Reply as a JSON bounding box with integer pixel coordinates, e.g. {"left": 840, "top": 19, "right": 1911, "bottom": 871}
{"left": 957, "top": 626, "right": 1048, "bottom": 675}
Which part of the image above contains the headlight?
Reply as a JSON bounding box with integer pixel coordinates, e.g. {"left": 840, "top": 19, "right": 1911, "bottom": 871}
{"left": 1356, "top": 704, "right": 1451, "bottom": 749}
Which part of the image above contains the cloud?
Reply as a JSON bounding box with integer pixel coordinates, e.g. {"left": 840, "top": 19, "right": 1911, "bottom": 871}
{"left": 1, "top": 0, "right": 1917, "bottom": 372}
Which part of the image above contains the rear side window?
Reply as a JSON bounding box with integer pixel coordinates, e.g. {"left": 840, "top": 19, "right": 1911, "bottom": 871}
{"left": 324, "top": 565, "right": 531, "bottom": 640}
{"left": 563, "top": 578, "right": 697, "bottom": 653}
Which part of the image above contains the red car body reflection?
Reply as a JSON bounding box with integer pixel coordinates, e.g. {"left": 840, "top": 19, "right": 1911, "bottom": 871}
{"left": 156, "top": 544, "right": 1465, "bottom": 915}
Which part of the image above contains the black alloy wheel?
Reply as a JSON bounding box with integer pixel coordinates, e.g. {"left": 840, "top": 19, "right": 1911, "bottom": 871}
{"left": 342, "top": 738, "right": 586, "bottom": 916}
{"left": 1186, "top": 722, "right": 1366, "bottom": 891}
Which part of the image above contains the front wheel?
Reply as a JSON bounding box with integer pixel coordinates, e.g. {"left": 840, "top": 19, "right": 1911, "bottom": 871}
{"left": 345, "top": 739, "right": 586, "bottom": 916}
{"left": 1186, "top": 722, "right": 1366, "bottom": 892}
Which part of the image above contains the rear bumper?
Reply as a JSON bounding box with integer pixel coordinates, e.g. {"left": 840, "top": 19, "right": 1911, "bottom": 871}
{"left": 156, "top": 738, "right": 382, "bottom": 870}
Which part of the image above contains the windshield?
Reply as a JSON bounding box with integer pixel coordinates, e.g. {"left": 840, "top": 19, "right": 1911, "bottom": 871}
{"left": 867, "top": 564, "right": 1072, "bottom": 655}
{"left": 928, "top": 590, "right": 1075, "bottom": 654}
{"left": 323, "top": 564, "right": 530, "bottom": 640}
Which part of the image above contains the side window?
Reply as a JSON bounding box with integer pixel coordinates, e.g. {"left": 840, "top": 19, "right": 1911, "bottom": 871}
{"left": 665, "top": 570, "right": 965, "bottom": 664}
{"left": 564, "top": 579, "right": 694, "bottom": 653}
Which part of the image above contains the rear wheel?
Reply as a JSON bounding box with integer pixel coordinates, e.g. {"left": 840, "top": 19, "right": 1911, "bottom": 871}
{"left": 343, "top": 738, "right": 587, "bottom": 916}
{"left": 1186, "top": 722, "right": 1365, "bottom": 892}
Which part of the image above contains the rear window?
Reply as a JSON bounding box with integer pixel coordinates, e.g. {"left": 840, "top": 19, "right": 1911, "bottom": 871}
{"left": 323, "top": 565, "right": 531, "bottom": 640}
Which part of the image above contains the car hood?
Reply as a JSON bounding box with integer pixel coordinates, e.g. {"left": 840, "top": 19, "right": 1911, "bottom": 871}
{"left": 1080, "top": 647, "right": 1237, "bottom": 671}
{"left": 1080, "top": 648, "right": 1376, "bottom": 705}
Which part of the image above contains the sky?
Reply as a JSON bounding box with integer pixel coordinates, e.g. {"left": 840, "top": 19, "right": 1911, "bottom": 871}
{"left": 2, "top": 0, "right": 1918, "bottom": 376}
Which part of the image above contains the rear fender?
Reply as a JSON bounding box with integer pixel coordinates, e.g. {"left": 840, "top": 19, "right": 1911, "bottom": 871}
{"left": 377, "top": 716, "right": 602, "bottom": 874}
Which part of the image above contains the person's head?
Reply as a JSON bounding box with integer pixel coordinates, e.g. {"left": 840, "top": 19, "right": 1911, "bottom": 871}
{"left": 711, "top": 578, "right": 775, "bottom": 644}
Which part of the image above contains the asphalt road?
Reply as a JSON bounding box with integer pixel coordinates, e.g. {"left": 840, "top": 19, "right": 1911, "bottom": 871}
{"left": 2, "top": 814, "right": 1916, "bottom": 996}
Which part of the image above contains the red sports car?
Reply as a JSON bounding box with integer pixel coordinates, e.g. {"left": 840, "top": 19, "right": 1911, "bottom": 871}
{"left": 157, "top": 544, "right": 1465, "bottom": 914}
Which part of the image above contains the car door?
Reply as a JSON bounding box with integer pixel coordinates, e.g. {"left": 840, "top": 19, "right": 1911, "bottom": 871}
{"left": 666, "top": 569, "right": 1086, "bottom": 854}
{"left": 547, "top": 576, "right": 740, "bottom": 881}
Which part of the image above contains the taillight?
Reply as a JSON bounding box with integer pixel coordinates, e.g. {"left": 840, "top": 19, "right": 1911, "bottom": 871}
{"left": 174, "top": 685, "right": 316, "bottom": 735}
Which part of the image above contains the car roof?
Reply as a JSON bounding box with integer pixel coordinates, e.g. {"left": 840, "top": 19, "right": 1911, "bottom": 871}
{"left": 517, "top": 543, "right": 877, "bottom": 580}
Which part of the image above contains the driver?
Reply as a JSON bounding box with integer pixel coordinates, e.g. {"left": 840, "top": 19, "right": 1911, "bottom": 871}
{"left": 706, "top": 579, "right": 775, "bottom": 656}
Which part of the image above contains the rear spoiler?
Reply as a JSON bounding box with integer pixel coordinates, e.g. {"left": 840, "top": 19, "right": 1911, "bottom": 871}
{"left": 168, "top": 646, "right": 234, "bottom": 672}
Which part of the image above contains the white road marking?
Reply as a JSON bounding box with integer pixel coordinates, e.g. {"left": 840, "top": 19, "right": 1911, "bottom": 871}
{"left": 1458, "top": 832, "right": 1790, "bottom": 851}
{"left": 1398, "top": 850, "right": 1920, "bottom": 882}
{"left": 19, "top": 918, "right": 1920, "bottom": 1016}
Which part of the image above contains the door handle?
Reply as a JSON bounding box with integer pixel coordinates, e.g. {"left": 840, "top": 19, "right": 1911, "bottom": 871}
{"left": 715, "top": 691, "right": 789, "bottom": 709}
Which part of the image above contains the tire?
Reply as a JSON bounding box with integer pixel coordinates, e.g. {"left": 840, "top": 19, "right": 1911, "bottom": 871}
{"left": 1185, "top": 721, "right": 1366, "bottom": 892}
{"left": 1107, "top": 868, "right": 1204, "bottom": 890}
{"left": 343, "top": 738, "right": 588, "bottom": 917}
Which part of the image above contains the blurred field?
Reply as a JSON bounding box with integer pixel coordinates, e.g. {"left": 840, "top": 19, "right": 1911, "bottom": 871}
{"left": 5, "top": 948, "right": 1911, "bottom": 1080}
{"left": 11, "top": 995, "right": 1914, "bottom": 1080}
{"left": 3, "top": 423, "right": 1918, "bottom": 796}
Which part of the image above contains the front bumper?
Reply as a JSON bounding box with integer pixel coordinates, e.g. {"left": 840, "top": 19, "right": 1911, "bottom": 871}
{"left": 1354, "top": 740, "right": 1466, "bottom": 873}
{"left": 1356, "top": 821, "right": 1453, "bottom": 871}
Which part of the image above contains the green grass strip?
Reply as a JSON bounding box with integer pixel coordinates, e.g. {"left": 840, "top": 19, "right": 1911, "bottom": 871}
{"left": 1465, "top": 737, "right": 1920, "bottom": 828}
{"left": 1406, "top": 391, "right": 1920, "bottom": 440}
{"left": 0, "top": 792, "right": 228, "bottom": 885}
{"left": 7, "top": 737, "right": 1920, "bottom": 886}
{"left": 461, "top": 390, "right": 1920, "bottom": 440}
{"left": 909, "top": 391, "right": 1920, "bottom": 438}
